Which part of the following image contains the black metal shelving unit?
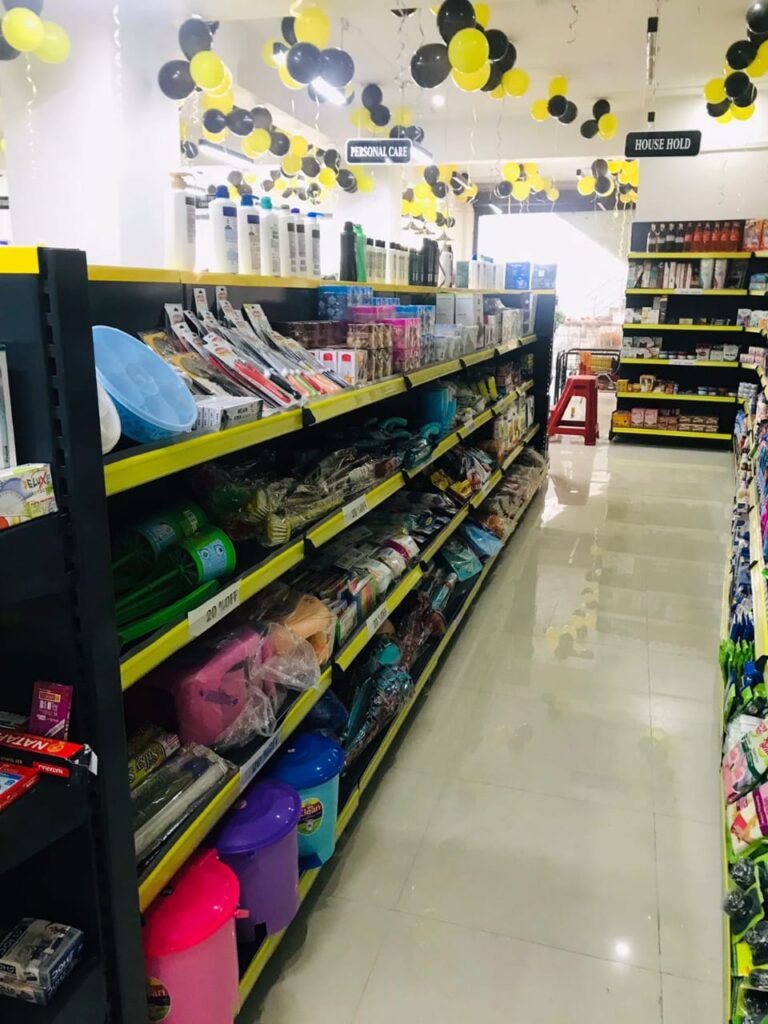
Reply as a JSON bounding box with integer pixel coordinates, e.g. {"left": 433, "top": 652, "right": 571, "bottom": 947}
{"left": 2, "top": 250, "right": 554, "bottom": 1023}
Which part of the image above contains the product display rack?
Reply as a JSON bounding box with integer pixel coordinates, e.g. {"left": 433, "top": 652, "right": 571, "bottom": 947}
{"left": 2, "top": 246, "right": 553, "bottom": 1023}
{"left": 612, "top": 221, "right": 762, "bottom": 446}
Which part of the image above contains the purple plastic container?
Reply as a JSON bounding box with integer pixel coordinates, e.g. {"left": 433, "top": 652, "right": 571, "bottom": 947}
{"left": 213, "top": 779, "right": 301, "bottom": 940}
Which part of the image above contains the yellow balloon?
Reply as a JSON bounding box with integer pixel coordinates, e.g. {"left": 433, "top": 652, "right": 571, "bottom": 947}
{"left": 502, "top": 67, "right": 529, "bottom": 97}
{"left": 627, "top": 190, "right": 638, "bottom": 202}
{"left": 546, "top": 187, "right": 560, "bottom": 201}
{"left": 401, "top": 198, "right": 412, "bottom": 216}
{"left": 598, "top": 111, "right": 618, "bottom": 138}
{"left": 278, "top": 63, "right": 304, "bottom": 90}
{"left": 282, "top": 154, "right": 302, "bottom": 176}
{"left": 733, "top": 102, "right": 755, "bottom": 120}
{"left": 703, "top": 77, "right": 726, "bottom": 103}
{"left": 502, "top": 161, "right": 520, "bottom": 182}
{"left": 448, "top": 27, "right": 489, "bottom": 74}
{"left": 319, "top": 166, "right": 337, "bottom": 188}
{"left": 716, "top": 107, "right": 734, "bottom": 123}
{"left": 539, "top": 176, "right": 553, "bottom": 191}
{"left": 358, "top": 174, "right": 375, "bottom": 193}
{"left": 414, "top": 181, "right": 432, "bottom": 199}
{"left": 577, "top": 175, "right": 595, "bottom": 196}
{"left": 350, "top": 107, "right": 372, "bottom": 130}
{"left": 243, "top": 129, "right": 271, "bottom": 155}
{"left": 295, "top": 5, "right": 331, "bottom": 48}
{"left": 451, "top": 64, "right": 491, "bottom": 91}
{"left": 410, "top": 200, "right": 423, "bottom": 217}
{"left": 207, "top": 71, "right": 233, "bottom": 99}
{"left": 424, "top": 207, "right": 437, "bottom": 223}
{"left": 262, "top": 39, "right": 283, "bottom": 68}
{"left": 530, "top": 98, "right": 549, "bottom": 121}
{"left": 746, "top": 56, "right": 767, "bottom": 77}
{"left": 523, "top": 161, "right": 538, "bottom": 175}
{"left": 528, "top": 174, "right": 544, "bottom": 192}
{"left": 393, "top": 105, "right": 412, "bottom": 126}
{"left": 474, "top": 2, "right": 490, "bottom": 27}
{"left": 2, "top": 7, "right": 43, "bottom": 52}
{"left": 35, "top": 21, "right": 70, "bottom": 63}
{"left": 466, "top": 183, "right": 478, "bottom": 198}
{"left": 438, "top": 163, "right": 454, "bottom": 182}
{"left": 618, "top": 169, "right": 630, "bottom": 185}
{"left": 548, "top": 75, "right": 568, "bottom": 97}
{"left": 203, "top": 128, "right": 227, "bottom": 143}
{"left": 618, "top": 191, "right": 632, "bottom": 205}
{"left": 489, "top": 83, "right": 505, "bottom": 99}
{"left": 607, "top": 159, "right": 621, "bottom": 174}
{"left": 203, "top": 90, "right": 233, "bottom": 114}
{"left": 290, "top": 135, "right": 309, "bottom": 157}
{"left": 511, "top": 179, "right": 531, "bottom": 201}
{"left": 760, "top": 39, "right": 768, "bottom": 64}
{"left": 190, "top": 51, "right": 226, "bottom": 90}
{"left": 275, "top": 177, "right": 289, "bottom": 192}
{"left": 228, "top": 186, "right": 239, "bottom": 201}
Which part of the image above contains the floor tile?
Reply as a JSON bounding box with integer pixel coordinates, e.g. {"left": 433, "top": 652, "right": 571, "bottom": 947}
{"left": 648, "top": 650, "right": 721, "bottom": 703}
{"left": 352, "top": 913, "right": 663, "bottom": 1024}
{"left": 649, "top": 695, "right": 721, "bottom": 824}
{"left": 661, "top": 974, "right": 723, "bottom": 1024}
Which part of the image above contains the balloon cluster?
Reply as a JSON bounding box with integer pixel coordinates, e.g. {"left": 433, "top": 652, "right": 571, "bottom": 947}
{"left": 702, "top": 2, "right": 768, "bottom": 122}
{"left": 578, "top": 98, "right": 618, "bottom": 140}
{"left": 410, "top": 0, "right": 528, "bottom": 100}
{"left": 576, "top": 158, "right": 638, "bottom": 205}
{"left": 158, "top": 17, "right": 229, "bottom": 102}
{"left": 401, "top": 164, "right": 476, "bottom": 225}
{"left": 0, "top": 2, "right": 70, "bottom": 65}
{"left": 263, "top": 7, "right": 355, "bottom": 99}
{"left": 349, "top": 85, "right": 425, "bottom": 142}
{"left": 529, "top": 76, "right": 577, "bottom": 125}
{"left": 494, "top": 162, "right": 559, "bottom": 203}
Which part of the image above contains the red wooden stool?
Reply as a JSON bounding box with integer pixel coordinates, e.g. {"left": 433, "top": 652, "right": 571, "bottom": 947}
{"left": 547, "top": 374, "right": 598, "bottom": 445}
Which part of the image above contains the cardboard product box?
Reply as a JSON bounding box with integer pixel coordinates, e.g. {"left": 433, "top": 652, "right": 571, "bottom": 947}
{"left": 612, "top": 410, "right": 631, "bottom": 428}
{"left": 196, "top": 396, "right": 263, "bottom": 432}
{"left": 745, "top": 219, "right": 764, "bottom": 252}
{"left": 318, "top": 285, "right": 373, "bottom": 322}
{"left": 436, "top": 293, "right": 456, "bottom": 325}
{"left": 0, "top": 463, "right": 57, "bottom": 531}
{"left": 454, "top": 294, "right": 483, "bottom": 328}
{"left": 505, "top": 262, "right": 531, "bottom": 290}
{"left": 531, "top": 264, "right": 557, "bottom": 289}
{"left": 643, "top": 407, "right": 659, "bottom": 428}
{"left": 455, "top": 261, "right": 470, "bottom": 289}
{"left": 630, "top": 407, "right": 645, "bottom": 427}
{"left": 335, "top": 348, "right": 368, "bottom": 386}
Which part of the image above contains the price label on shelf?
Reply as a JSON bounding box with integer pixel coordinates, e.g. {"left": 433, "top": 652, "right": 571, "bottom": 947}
{"left": 366, "top": 602, "right": 390, "bottom": 639}
{"left": 239, "top": 731, "right": 282, "bottom": 791}
{"left": 188, "top": 580, "right": 242, "bottom": 637}
{"left": 342, "top": 494, "right": 369, "bottom": 527}
{"left": 462, "top": 414, "right": 474, "bottom": 434}
{"left": 676, "top": 288, "right": 703, "bottom": 294}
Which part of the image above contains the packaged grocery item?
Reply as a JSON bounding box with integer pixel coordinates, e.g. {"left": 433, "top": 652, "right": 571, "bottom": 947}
{"left": 729, "top": 780, "right": 768, "bottom": 855}
{"left": 0, "top": 918, "right": 83, "bottom": 999}
{"left": 0, "top": 762, "right": 39, "bottom": 812}
{"left": 0, "top": 463, "right": 57, "bottom": 530}
{"left": 0, "top": 729, "right": 91, "bottom": 779}
{"left": 745, "top": 219, "right": 764, "bottom": 252}
{"left": 643, "top": 408, "right": 659, "bottom": 428}
{"left": 27, "top": 682, "right": 73, "bottom": 740}
{"left": 630, "top": 407, "right": 645, "bottom": 427}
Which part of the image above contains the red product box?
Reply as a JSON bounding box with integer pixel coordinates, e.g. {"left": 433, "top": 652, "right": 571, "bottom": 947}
{"left": 0, "top": 762, "right": 40, "bottom": 811}
{"left": 0, "top": 730, "right": 90, "bottom": 779}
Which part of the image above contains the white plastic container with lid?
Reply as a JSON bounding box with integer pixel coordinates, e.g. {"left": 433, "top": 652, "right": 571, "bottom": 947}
{"left": 237, "top": 195, "right": 261, "bottom": 276}
{"left": 259, "top": 197, "right": 280, "bottom": 277}
{"left": 209, "top": 186, "right": 238, "bottom": 273}
{"left": 275, "top": 206, "right": 295, "bottom": 277}
{"left": 165, "top": 172, "right": 197, "bottom": 271}
{"left": 291, "top": 208, "right": 308, "bottom": 277}
{"left": 306, "top": 213, "right": 322, "bottom": 278}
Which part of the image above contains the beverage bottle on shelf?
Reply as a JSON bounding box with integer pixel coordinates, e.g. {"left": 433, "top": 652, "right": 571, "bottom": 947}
{"left": 675, "top": 223, "right": 684, "bottom": 251}
{"left": 666, "top": 223, "right": 675, "bottom": 250}
{"left": 658, "top": 223, "right": 666, "bottom": 252}
{"left": 720, "top": 221, "right": 732, "bottom": 251}
{"left": 683, "top": 222, "right": 693, "bottom": 250}
{"left": 712, "top": 222, "right": 721, "bottom": 250}
{"left": 647, "top": 224, "right": 658, "bottom": 252}
{"left": 692, "top": 221, "right": 703, "bottom": 251}
{"left": 731, "top": 220, "right": 743, "bottom": 251}
{"left": 702, "top": 221, "right": 712, "bottom": 249}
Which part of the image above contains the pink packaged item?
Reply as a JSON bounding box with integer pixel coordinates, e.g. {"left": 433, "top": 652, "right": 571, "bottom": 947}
{"left": 347, "top": 305, "right": 397, "bottom": 322}
{"left": 723, "top": 718, "right": 768, "bottom": 802}
{"left": 381, "top": 318, "right": 422, "bottom": 373}
{"left": 728, "top": 780, "right": 768, "bottom": 856}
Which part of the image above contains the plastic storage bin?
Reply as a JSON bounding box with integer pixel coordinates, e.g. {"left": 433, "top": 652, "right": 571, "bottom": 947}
{"left": 143, "top": 849, "right": 241, "bottom": 1024}
{"left": 93, "top": 325, "right": 197, "bottom": 443}
{"left": 214, "top": 779, "right": 302, "bottom": 939}
{"left": 269, "top": 732, "right": 345, "bottom": 868}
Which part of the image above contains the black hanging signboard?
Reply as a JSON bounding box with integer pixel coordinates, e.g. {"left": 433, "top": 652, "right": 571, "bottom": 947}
{"left": 625, "top": 130, "right": 701, "bottom": 158}
{"left": 346, "top": 138, "right": 412, "bottom": 165}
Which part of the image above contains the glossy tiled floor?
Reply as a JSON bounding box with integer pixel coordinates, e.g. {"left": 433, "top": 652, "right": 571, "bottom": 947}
{"left": 243, "top": 398, "right": 729, "bottom": 1023}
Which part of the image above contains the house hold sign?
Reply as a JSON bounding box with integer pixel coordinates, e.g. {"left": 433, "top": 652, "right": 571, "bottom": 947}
{"left": 625, "top": 130, "right": 702, "bottom": 158}
{"left": 345, "top": 138, "right": 412, "bottom": 164}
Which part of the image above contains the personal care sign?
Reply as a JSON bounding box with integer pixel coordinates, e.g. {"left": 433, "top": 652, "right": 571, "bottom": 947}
{"left": 346, "top": 138, "right": 412, "bottom": 164}
{"left": 625, "top": 130, "right": 701, "bottom": 157}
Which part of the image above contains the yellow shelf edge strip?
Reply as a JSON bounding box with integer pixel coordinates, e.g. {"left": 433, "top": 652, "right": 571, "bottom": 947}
{"left": 613, "top": 427, "right": 732, "bottom": 440}
{"left": 0, "top": 247, "right": 39, "bottom": 275}
{"left": 628, "top": 251, "right": 751, "bottom": 260}
{"left": 620, "top": 358, "right": 740, "bottom": 367}
{"left": 626, "top": 287, "right": 748, "bottom": 295}
{"left": 749, "top": 480, "right": 768, "bottom": 660}
{"left": 616, "top": 392, "right": 737, "bottom": 403}
{"left": 89, "top": 265, "right": 182, "bottom": 284}
{"left": 622, "top": 323, "right": 744, "bottom": 332}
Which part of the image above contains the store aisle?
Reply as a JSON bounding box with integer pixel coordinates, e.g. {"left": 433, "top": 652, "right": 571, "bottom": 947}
{"left": 244, "top": 402, "right": 729, "bottom": 1024}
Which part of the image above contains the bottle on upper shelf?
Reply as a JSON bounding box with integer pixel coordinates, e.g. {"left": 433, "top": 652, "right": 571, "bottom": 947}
{"left": 647, "top": 223, "right": 658, "bottom": 252}
{"left": 683, "top": 222, "right": 693, "bottom": 251}
{"left": 692, "top": 222, "right": 703, "bottom": 251}
{"left": 675, "top": 223, "right": 684, "bottom": 251}
{"left": 666, "top": 223, "right": 675, "bottom": 250}
{"left": 731, "top": 220, "right": 743, "bottom": 251}
{"left": 702, "top": 221, "right": 712, "bottom": 249}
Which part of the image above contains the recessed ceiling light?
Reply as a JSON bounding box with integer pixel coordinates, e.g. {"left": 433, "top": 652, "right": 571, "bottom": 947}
{"left": 431, "top": 94, "right": 446, "bottom": 109}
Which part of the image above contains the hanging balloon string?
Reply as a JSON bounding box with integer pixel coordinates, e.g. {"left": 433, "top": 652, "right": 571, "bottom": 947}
{"left": 568, "top": 1, "right": 579, "bottom": 44}
{"left": 112, "top": 4, "right": 123, "bottom": 107}
{"left": 22, "top": 58, "right": 36, "bottom": 186}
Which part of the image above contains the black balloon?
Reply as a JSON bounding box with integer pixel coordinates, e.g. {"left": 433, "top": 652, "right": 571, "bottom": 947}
{"left": 203, "top": 108, "right": 227, "bottom": 133}
{"left": 320, "top": 48, "right": 355, "bottom": 87}
{"left": 451, "top": 172, "right": 465, "bottom": 194}
{"left": 324, "top": 148, "right": 341, "bottom": 169}
{"left": 411, "top": 42, "right": 451, "bottom": 87}
{"left": 250, "top": 106, "right": 272, "bottom": 130}
{"left": 591, "top": 158, "right": 608, "bottom": 177}
{"left": 437, "top": 0, "right": 476, "bottom": 43}
{"left": 734, "top": 82, "right": 758, "bottom": 106}
{"left": 547, "top": 94, "right": 567, "bottom": 118}
{"left": 287, "top": 42, "right": 321, "bottom": 84}
{"left": 497, "top": 40, "right": 517, "bottom": 73}
{"left": 436, "top": 212, "right": 445, "bottom": 226}
{"left": 179, "top": 16, "right": 213, "bottom": 59}
{"left": 181, "top": 141, "right": 199, "bottom": 159}
{"left": 297, "top": 189, "right": 308, "bottom": 201}
{"left": 424, "top": 165, "right": 440, "bottom": 184}
{"left": 3, "top": 0, "right": 43, "bottom": 10}
{"left": 227, "top": 107, "right": 255, "bottom": 136}
{"left": 228, "top": 171, "right": 243, "bottom": 185}
{"left": 270, "top": 169, "right": 281, "bottom": 180}
{"left": 403, "top": 188, "right": 415, "bottom": 202}
{"left": 0, "top": 36, "right": 19, "bottom": 61}
{"left": 498, "top": 180, "right": 512, "bottom": 197}
{"left": 748, "top": 27, "right": 768, "bottom": 44}
{"left": 432, "top": 181, "right": 448, "bottom": 198}
{"left": 726, "top": 39, "right": 757, "bottom": 70}
{"left": 370, "top": 103, "right": 391, "bottom": 126}
{"left": 390, "top": 125, "right": 408, "bottom": 138}
{"left": 269, "top": 130, "right": 290, "bottom": 156}
{"left": 308, "top": 183, "right": 321, "bottom": 195}
{"left": 446, "top": 216, "right": 456, "bottom": 228}
{"left": 592, "top": 98, "right": 611, "bottom": 119}
{"left": 747, "top": 1, "right": 768, "bottom": 34}
{"left": 486, "top": 29, "right": 509, "bottom": 62}
{"left": 337, "top": 168, "right": 356, "bottom": 190}
{"left": 725, "top": 70, "right": 751, "bottom": 98}
{"left": 559, "top": 100, "right": 578, "bottom": 124}
{"left": 307, "top": 84, "right": 327, "bottom": 103}
{"left": 282, "top": 188, "right": 294, "bottom": 198}
{"left": 262, "top": 178, "right": 274, "bottom": 191}
{"left": 580, "top": 119, "right": 599, "bottom": 139}
{"left": 481, "top": 63, "right": 503, "bottom": 91}
{"left": 240, "top": 183, "right": 253, "bottom": 195}
{"left": 281, "top": 16, "right": 297, "bottom": 44}
{"left": 594, "top": 175, "right": 612, "bottom": 196}
{"left": 302, "top": 156, "right": 321, "bottom": 177}
{"left": 158, "top": 60, "right": 194, "bottom": 100}
{"left": 706, "top": 99, "right": 731, "bottom": 117}
{"left": 362, "top": 83, "right": 383, "bottom": 109}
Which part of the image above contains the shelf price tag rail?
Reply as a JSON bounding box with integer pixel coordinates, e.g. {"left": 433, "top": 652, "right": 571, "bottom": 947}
{"left": 236, "top": 476, "right": 544, "bottom": 1006}
{"left": 135, "top": 427, "right": 539, "bottom": 911}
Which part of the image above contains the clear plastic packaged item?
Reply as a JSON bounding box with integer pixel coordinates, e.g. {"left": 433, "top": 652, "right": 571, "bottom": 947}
{"left": 250, "top": 583, "right": 336, "bottom": 665}
{"left": 439, "top": 539, "right": 482, "bottom": 580}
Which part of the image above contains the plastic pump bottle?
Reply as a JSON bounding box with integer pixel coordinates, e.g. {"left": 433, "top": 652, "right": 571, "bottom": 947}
{"left": 237, "top": 194, "right": 261, "bottom": 275}
{"left": 165, "top": 172, "right": 196, "bottom": 271}
{"left": 209, "top": 185, "right": 238, "bottom": 273}
{"left": 276, "top": 205, "right": 295, "bottom": 277}
{"left": 259, "top": 197, "right": 280, "bottom": 276}
{"left": 291, "top": 208, "right": 308, "bottom": 277}
{"left": 340, "top": 221, "right": 356, "bottom": 281}
{"left": 307, "top": 212, "right": 322, "bottom": 278}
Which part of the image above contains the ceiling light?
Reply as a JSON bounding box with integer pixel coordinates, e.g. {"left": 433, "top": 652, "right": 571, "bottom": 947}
{"left": 310, "top": 77, "right": 347, "bottom": 106}
{"left": 431, "top": 94, "right": 446, "bottom": 109}
{"left": 487, "top": 203, "right": 503, "bottom": 215}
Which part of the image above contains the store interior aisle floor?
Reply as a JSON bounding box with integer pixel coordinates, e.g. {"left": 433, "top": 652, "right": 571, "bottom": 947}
{"left": 243, "top": 397, "right": 730, "bottom": 1024}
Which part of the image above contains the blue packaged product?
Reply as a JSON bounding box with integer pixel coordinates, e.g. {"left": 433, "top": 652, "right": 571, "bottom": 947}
{"left": 505, "top": 262, "right": 531, "bottom": 290}
{"left": 318, "top": 285, "right": 373, "bottom": 322}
